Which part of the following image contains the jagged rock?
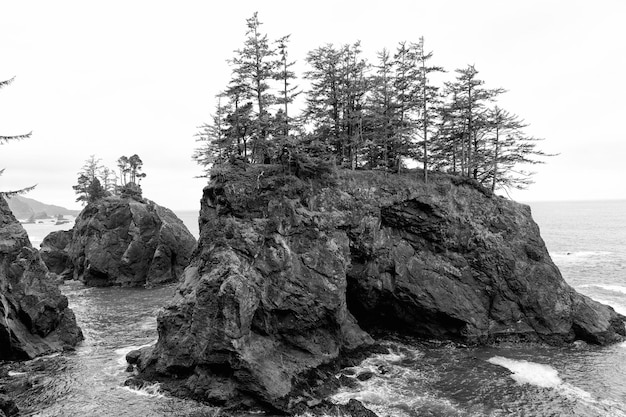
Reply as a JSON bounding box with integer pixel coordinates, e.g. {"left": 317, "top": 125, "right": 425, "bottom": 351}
{"left": 0, "top": 197, "right": 83, "bottom": 361}
{"left": 135, "top": 166, "right": 625, "bottom": 413}
{"left": 340, "top": 399, "right": 379, "bottom": 417}
{"left": 39, "top": 230, "right": 73, "bottom": 278}
{"left": 337, "top": 173, "right": 626, "bottom": 345}
{"left": 62, "top": 196, "right": 196, "bottom": 287}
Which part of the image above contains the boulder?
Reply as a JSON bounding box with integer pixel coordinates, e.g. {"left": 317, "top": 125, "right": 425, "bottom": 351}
{"left": 135, "top": 165, "right": 625, "bottom": 413}
{"left": 39, "top": 230, "right": 73, "bottom": 278}
{"left": 0, "top": 196, "right": 83, "bottom": 361}
{"left": 64, "top": 196, "right": 196, "bottom": 287}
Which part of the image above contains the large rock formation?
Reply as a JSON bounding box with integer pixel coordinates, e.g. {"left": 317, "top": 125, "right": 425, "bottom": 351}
{"left": 0, "top": 196, "right": 82, "bottom": 360}
{"left": 134, "top": 165, "right": 625, "bottom": 413}
{"left": 62, "top": 195, "right": 196, "bottom": 287}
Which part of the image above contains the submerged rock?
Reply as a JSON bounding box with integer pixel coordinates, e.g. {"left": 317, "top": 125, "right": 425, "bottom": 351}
{"left": 0, "top": 196, "right": 83, "bottom": 361}
{"left": 135, "top": 165, "right": 625, "bottom": 413}
{"left": 58, "top": 195, "right": 196, "bottom": 287}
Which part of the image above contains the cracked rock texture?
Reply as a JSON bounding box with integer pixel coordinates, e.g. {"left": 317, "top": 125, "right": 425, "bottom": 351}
{"left": 135, "top": 166, "right": 625, "bottom": 412}
{"left": 0, "top": 196, "right": 82, "bottom": 360}
{"left": 58, "top": 196, "right": 196, "bottom": 287}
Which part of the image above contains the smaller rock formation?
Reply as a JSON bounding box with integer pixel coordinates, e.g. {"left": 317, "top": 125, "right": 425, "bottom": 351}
{"left": 39, "top": 230, "right": 73, "bottom": 279}
{"left": 63, "top": 195, "right": 196, "bottom": 287}
{"left": 0, "top": 197, "right": 83, "bottom": 360}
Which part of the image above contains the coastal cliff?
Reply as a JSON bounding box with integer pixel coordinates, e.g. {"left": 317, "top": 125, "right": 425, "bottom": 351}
{"left": 56, "top": 195, "right": 196, "bottom": 287}
{"left": 133, "top": 165, "right": 625, "bottom": 413}
{"left": 0, "top": 196, "right": 82, "bottom": 360}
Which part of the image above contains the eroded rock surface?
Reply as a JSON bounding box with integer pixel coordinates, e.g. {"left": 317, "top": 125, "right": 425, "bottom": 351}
{"left": 63, "top": 196, "right": 196, "bottom": 287}
{"left": 0, "top": 196, "right": 82, "bottom": 360}
{"left": 39, "top": 230, "right": 73, "bottom": 278}
{"left": 135, "top": 166, "right": 625, "bottom": 413}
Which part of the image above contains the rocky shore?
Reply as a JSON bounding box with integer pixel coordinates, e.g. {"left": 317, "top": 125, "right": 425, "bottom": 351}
{"left": 130, "top": 165, "right": 625, "bottom": 415}
{"left": 0, "top": 196, "right": 82, "bottom": 362}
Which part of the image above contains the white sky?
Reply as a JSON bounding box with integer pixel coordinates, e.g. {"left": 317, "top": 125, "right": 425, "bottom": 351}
{"left": 1, "top": 1, "right": 624, "bottom": 210}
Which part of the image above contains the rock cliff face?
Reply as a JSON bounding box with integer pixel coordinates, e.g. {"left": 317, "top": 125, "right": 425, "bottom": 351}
{"left": 62, "top": 196, "right": 196, "bottom": 287}
{"left": 0, "top": 197, "right": 82, "bottom": 360}
{"left": 135, "top": 166, "right": 625, "bottom": 412}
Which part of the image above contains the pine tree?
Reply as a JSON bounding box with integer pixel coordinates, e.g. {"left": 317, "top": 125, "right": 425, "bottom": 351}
{"left": 232, "top": 12, "right": 276, "bottom": 163}
{"left": 74, "top": 155, "right": 108, "bottom": 204}
{"left": 193, "top": 96, "right": 231, "bottom": 176}
{"left": 304, "top": 44, "right": 344, "bottom": 148}
{"left": 304, "top": 42, "right": 368, "bottom": 167}
{"left": 414, "top": 37, "right": 445, "bottom": 182}
{"left": 274, "top": 35, "right": 300, "bottom": 137}
{"left": 445, "top": 65, "right": 504, "bottom": 179}
{"left": 369, "top": 48, "right": 396, "bottom": 168}
{"left": 483, "top": 106, "right": 553, "bottom": 191}
{"left": 1, "top": 77, "right": 35, "bottom": 198}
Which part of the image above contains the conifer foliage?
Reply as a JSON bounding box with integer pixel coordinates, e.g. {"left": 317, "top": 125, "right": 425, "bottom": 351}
{"left": 73, "top": 154, "right": 146, "bottom": 204}
{"left": 194, "top": 13, "right": 553, "bottom": 191}
{"left": 1, "top": 76, "right": 35, "bottom": 198}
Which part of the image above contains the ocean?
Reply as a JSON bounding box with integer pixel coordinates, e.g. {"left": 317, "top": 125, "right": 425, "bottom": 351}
{"left": 8, "top": 200, "right": 626, "bottom": 416}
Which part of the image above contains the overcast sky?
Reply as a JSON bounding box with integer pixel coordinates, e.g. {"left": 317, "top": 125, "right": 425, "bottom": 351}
{"left": 1, "top": 1, "right": 624, "bottom": 210}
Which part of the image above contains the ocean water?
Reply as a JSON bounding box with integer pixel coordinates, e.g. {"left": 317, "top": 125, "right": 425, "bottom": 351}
{"left": 4, "top": 201, "right": 626, "bottom": 416}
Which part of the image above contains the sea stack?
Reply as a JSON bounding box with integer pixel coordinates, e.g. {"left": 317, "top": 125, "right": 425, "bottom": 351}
{"left": 133, "top": 164, "right": 625, "bottom": 413}
{"left": 0, "top": 196, "right": 83, "bottom": 360}
{"left": 53, "top": 193, "right": 197, "bottom": 287}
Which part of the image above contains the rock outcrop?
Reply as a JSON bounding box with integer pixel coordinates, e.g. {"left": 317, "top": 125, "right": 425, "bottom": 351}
{"left": 134, "top": 165, "right": 625, "bottom": 413}
{"left": 0, "top": 196, "right": 83, "bottom": 360}
{"left": 39, "top": 230, "right": 73, "bottom": 278}
{"left": 60, "top": 195, "right": 196, "bottom": 287}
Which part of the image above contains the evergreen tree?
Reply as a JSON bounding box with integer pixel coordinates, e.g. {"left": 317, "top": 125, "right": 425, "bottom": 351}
{"left": 304, "top": 44, "right": 343, "bottom": 148}
{"left": 483, "top": 106, "right": 552, "bottom": 191}
{"left": 231, "top": 12, "right": 276, "bottom": 162}
{"left": 193, "top": 96, "right": 230, "bottom": 176}
{"left": 414, "top": 37, "right": 445, "bottom": 181}
{"left": 444, "top": 65, "right": 504, "bottom": 179}
{"left": 274, "top": 35, "right": 300, "bottom": 137}
{"left": 73, "top": 155, "right": 108, "bottom": 204}
{"left": 1, "top": 77, "right": 35, "bottom": 198}
{"left": 128, "top": 154, "right": 146, "bottom": 184}
{"left": 100, "top": 166, "right": 118, "bottom": 194}
{"left": 368, "top": 48, "right": 396, "bottom": 168}
{"left": 117, "top": 156, "right": 130, "bottom": 185}
{"left": 304, "top": 42, "right": 368, "bottom": 167}
{"left": 191, "top": 20, "right": 554, "bottom": 190}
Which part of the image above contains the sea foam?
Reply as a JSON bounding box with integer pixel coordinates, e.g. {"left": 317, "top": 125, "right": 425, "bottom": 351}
{"left": 114, "top": 341, "right": 155, "bottom": 366}
{"left": 487, "top": 356, "right": 562, "bottom": 388}
{"left": 580, "top": 284, "right": 626, "bottom": 295}
{"left": 121, "top": 382, "right": 164, "bottom": 398}
{"left": 331, "top": 343, "right": 463, "bottom": 417}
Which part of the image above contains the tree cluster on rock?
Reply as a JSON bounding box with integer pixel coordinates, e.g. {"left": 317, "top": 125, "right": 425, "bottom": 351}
{"left": 194, "top": 13, "right": 553, "bottom": 191}
{"left": 72, "top": 154, "right": 146, "bottom": 204}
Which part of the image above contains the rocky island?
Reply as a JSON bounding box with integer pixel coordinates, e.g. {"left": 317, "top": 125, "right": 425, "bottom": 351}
{"left": 130, "top": 164, "right": 625, "bottom": 415}
{"left": 40, "top": 192, "right": 197, "bottom": 287}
